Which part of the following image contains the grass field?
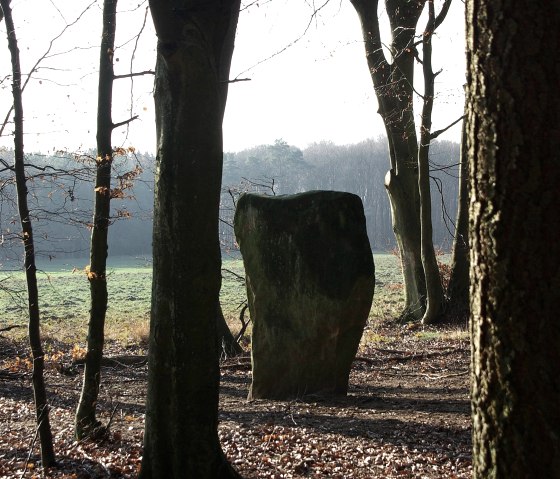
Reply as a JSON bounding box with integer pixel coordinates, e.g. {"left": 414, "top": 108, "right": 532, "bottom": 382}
{"left": 0, "top": 254, "right": 406, "bottom": 346}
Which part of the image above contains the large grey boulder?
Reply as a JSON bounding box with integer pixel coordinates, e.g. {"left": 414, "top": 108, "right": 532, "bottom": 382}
{"left": 234, "top": 191, "right": 375, "bottom": 400}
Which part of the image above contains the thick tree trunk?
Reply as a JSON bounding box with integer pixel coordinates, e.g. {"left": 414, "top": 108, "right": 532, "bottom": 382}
{"left": 0, "top": 0, "right": 56, "bottom": 467}
{"left": 384, "top": 168, "right": 425, "bottom": 319}
{"left": 140, "top": 1, "right": 241, "bottom": 478}
{"left": 75, "top": 0, "right": 116, "bottom": 440}
{"left": 446, "top": 107, "right": 469, "bottom": 320}
{"left": 468, "top": 1, "right": 560, "bottom": 476}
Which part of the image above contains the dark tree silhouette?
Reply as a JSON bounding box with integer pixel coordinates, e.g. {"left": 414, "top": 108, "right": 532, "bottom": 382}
{"left": 0, "top": 0, "right": 56, "bottom": 467}
{"left": 468, "top": 1, "right": 560, "bottom": 476}
{"left": 75, "top": 0, "right": 119, "bottom": 440}
{"left": 447, "top": 103, "right": 469, "bottom": 321}
{"left": 140, "top": 1, "right": 242, "bottom": 477}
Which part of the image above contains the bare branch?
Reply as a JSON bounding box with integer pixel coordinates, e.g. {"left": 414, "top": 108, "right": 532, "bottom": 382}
{"left": 240, "top": 0, "right": 273, "bottom": 12}
{"left": 219, "top": 217, "right": 234, "bottom": 228}
{"left": 0, "top": 324, "right": 24, "bottom": 333}
{"left": 429, "top": 160, "right": 460, "bottom": 175}
{"left": 115, "top": 0, "right": 149, "bottom": 14}
{"left": 44, "top": 44, "right": 99, "bottom": 60}
{"left": 0, "top": 158, "right": 14, "bottom": 172}
{"left": 431, "top": 174, "right": 456, "bottom": 237}
{"left": 227, "top": 187, "right": 237, "bottom": 207}
{"left": 349, "top": 0, "right": 389, "bottom": 87}
{"left": 430, "top": 115, "right": 465, "bottom": 140}
{"left": 434, "top": 0, "right": 452, "bottom": 31}
{"left": 222, "top": 268, "right": 245, "bottom": 282}
{"left": 48, "top": 0, "right": 66, "bottom": 23}
{"left": 241, "top": 176, "right": 277, "bottom": 195}
{"left": 235, "top": 304, "right": 250, "bottom": 344}
{"left": 112, "top": 115, "right": 139, "bottom": 130}
{"left": 25, "top": 77, "right": 78, "bottom": 88}
{"left": 123, "top": 5, "right": 150, "bottom": 145}
{"left": 114, "top": 70, "right": 155, "bottom": 80}
{"left": 232, "top": 0, "right": 333, "bottom": 80}
{"left": 0, "top": 0, "right": 97, "bottom": 138}
{"left": 223, "top": 77, "right": 251, "bottom": 84}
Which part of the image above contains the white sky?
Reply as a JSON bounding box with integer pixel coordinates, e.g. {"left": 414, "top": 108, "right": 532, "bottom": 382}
{"left": 0, "top": 0, "right": 466, "bottom": 155}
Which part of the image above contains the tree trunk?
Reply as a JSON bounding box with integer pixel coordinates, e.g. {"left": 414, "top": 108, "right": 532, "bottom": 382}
{"left": 385, "top": 168, "right": 425, "bottom": 319}
{"left": 417, "top": 0, "right": 444, "bottom": 324}
{"left": 140, "top": 1, "right": 241, "bottom": 477}
{"left": 217, "top": 304, "right": 243, "bottom": 358}
{"left": 468, "top": 1, "right": 560, "bottom": 476}
{"left": 0, "top": 0, "right": 56, "bottom": 467}
{"left": 350, "top": 0, "right": 429, "bottom": 321}
{"left": 75, "top": 0, "right": 116, "bottom": 440}
{"left": 446, "top": 104, "right": 469, "bottom": 321}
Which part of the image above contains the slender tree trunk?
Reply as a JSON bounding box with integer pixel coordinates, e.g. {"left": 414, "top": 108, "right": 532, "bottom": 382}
{"left": 468, "top": 1, "right": 560, "bottom": 476}
{"left": 75, "top": 0, "right": 116, "bottom": 439}
{"left": 140, "top": 1, "right": 242, "bottom": 477}
{"left": 446, "top": 103, "right": 469, "bottom": 320}
{"left": 417, "top": 0, "right": 444, "bottom": 324}
{"left": 217, "top": 304, "right": 243, "bottom": 358}
{"left": 0, "top": 0, "right": 56, "bottom": 467}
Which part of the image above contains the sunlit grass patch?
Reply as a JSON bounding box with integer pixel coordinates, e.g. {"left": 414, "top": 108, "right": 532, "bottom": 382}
{"left": 360, "top": 329, "right": 391, "bottom": 348}
{"left": 125, "top": 318, "right": 150, "bottom": 347}
{"left": 414, "top": 330, "right": 441, "bottom": 341}
{"left": 1, "top": 253, "right": 410, "bottom": 349}
{"left": 414, "top": 325, "right": 469, "bottom": 342}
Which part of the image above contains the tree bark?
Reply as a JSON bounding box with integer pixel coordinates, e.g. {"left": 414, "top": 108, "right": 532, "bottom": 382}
{"left": 217, "top": 304, "right": 243, "bottom": 358}
{"left": 0, "top": 0, "right": 56, "bottom": 467}
{"left": 468, "top": 1, "right": 560, "bottom": 476}
{"left": 446, "top": 103, "right": 469, "bottom": 320}
{"left": 385, "top": 169, "right": 425, "bottom": 319}
{"left": 75, "top": 0, "right": 117, "bottom": 440}
{"left": 350, "top": 0, "right": 428, "bottom": 320}
{"left": 417, "top": 0, "right": 444, "bottom": 324}
{"left": 140, "top": 1, "right": 242, "bottom": 477}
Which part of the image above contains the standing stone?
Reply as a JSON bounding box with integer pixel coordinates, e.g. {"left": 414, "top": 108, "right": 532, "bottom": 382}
{"left": 234, "top": 191, "right": 375, "bottom": 400}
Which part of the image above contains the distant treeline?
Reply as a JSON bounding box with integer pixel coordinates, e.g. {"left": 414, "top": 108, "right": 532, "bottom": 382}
{"left": 0, "top": 138, "right": 460, "bottom": 265}
{"left": 220, "top": 138, "right": 460, "bottom": 253}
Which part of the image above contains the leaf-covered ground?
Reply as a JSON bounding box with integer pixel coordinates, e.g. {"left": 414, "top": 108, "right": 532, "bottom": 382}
{"left": 0, "top": 325, "right": 471, "bottom": 478}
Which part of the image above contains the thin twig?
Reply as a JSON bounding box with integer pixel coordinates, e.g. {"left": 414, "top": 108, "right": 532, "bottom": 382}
{"left": 232, "top": 0, "right": 332, "bottom": 80}
{"left": 20, "top": 417, "right": 42, "bottom": 479}
{"left": 222, "top": 77, "right": 251, "bottom": 84}
{"left": 222, "top": 268, "right": 245, "bottom": 282}
{"left": 0, "top": 324, "right": 24, "bottom": 333}
{"left": 235, "top": 304, "right": 250, "bottom": 344}
{"left": 124, "top": 5, "right": 150, "bottom": 145}
{"left": 113, "top": 70, "right": 154, "bottom": 80}
{"left": 105, "top": 404, "right": 119, "bottom": 432}
{"left": 0, "top": 0, "right": 97, "bottom": 138}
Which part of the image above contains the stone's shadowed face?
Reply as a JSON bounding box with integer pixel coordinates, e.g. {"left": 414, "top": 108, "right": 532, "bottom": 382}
{"left": 234, "top": 191, "right": 375, "bottom": 400}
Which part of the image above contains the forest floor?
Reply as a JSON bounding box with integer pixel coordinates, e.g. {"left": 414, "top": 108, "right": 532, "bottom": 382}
{"left": 0, "top": 322, "right": 471, "bottom": 478}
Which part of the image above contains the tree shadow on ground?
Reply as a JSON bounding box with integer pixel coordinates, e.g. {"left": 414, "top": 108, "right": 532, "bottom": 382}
{"left": 221, "top": 408, "right": 470, "bottom": 453}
